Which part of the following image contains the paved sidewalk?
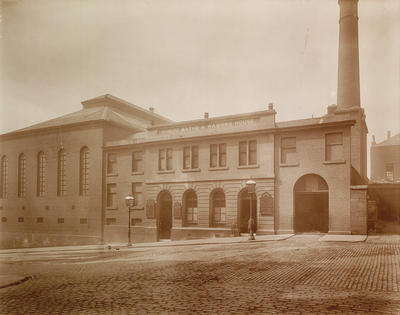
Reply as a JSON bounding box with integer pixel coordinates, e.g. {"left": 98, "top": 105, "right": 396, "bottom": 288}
{"left": 0, "top": 234, "right": 294, "bottom": 255}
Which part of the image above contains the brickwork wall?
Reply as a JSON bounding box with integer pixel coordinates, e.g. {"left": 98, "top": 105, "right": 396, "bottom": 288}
{"left": 103, "top": 132, "right": 275, "bottom": 243}
{"left": 276, "top": 125, "right": 352, "bottom": 234}
{"left": 350, "top": 186, "right": 367, "bottom": 234}
{"left": 0, "top": 124, "right": 104, "bottom": 248}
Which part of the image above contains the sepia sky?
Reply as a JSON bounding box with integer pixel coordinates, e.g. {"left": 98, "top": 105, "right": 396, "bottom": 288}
{"left": 1, "top": 0, "right": 399, "bottom": 170}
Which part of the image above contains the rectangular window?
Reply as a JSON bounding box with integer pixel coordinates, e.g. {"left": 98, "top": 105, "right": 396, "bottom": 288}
{"left": 183, "top": 147, "right": 191, "bottom": 169}
{"left": 18, "top": 217, "right": 24, "bottom": 223}
{"left": 183, "top": 146, "right": 199, "bottom": 169}
{"left": 281, "top": 137, "right": 296, "bottom": 164}
{"left": 166, "top": 149, "right": 173, "bottom": 170}
{"left": 107, "top": 153, "right": 117, "bottom": 174}
{"left": 325, "top": 133, "right": 343, "bottom": 161}
{"left": 107, "top": 183, "right": 117, "bottom": 208}
{"left": 385, "top": 164, "right": 394, "bottom": 180}
{"left": 192, "top": 146, "right": 199, "bottom": 169}
{"left": 57, "top": 218, "right": 64, "bottom": 224}
{"left": 132, "top": 183, "right": 143, "bottom": 207}
{"left": 158, "top": 149, "right": 172, "bottom": 171}
{"left": 159, "top": 149, "right": 166, "bottom": 171}
{"left": 210, "top": 144, "right": 218, "bottom": 168}
{"left": 219, "top": 144, "right": 227, "bottom": 167}
{"left": 80, "top": 218, "right": 88, "bottom": 224}
{"left": 1, "top": 217, "right": 7, "bottom": 222}
{"left": 132, "top": 151, "right": 143, "bottom": 173}
{"left": 239, "top": 141, "right": 247, "bottom": 166}
{"left": 210, "top": 144, "right": 227, "bottom": 168}
{"left": 239, "top": 140, "right": 257, "bottom": 166}
{"left": 106, "top": 218, "right": 116, "bottom": 225}
{"left": 36, "top": 217, "right": 44, "bottom": 223}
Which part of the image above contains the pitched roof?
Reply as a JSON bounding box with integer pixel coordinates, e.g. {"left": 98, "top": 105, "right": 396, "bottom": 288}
{"left": 374, "top": 133, "right": 400, "bottom": 147}
{"left": 1, "top": 94, "right": 173, "bottom": 137}
{"left": 3, "top": 106, "right": 146, "bottom": 136}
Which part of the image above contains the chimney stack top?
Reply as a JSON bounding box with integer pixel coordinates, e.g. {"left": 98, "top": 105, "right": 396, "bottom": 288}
{"left": 268, "top": 103, "right": 274, "bottom": 110}
{"left": 387, "top": 131, "right": 391, "bottom": 139}
{"left": 204, "top": 112, "right": 209, "bottom": 119}
{"left": 149, "top": 107, "right": 154, "bottom": 113}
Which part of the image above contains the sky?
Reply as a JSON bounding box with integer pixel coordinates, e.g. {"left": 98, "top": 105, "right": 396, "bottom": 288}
{"left": 1, "top": 0, "right": 399, "bottom": 173}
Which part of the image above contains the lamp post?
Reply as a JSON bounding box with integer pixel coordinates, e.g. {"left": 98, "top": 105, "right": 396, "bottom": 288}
{"left": 125, "top": 194, "right": 136, "bottom": 246}
{"left": 246, "top": 179, "right": 256, "bottom": 240}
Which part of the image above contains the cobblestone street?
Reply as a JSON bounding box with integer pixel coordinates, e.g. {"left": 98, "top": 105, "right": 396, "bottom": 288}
{"left": 1, "top": 235, "right": 400, "bottom": 314}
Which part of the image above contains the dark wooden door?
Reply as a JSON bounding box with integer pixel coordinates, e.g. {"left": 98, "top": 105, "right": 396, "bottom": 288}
{"left": 239, "top": 197, "right": 257, "bottom": 233}
{"left": 158, "top": 198, "right": 172, "bottom": 239}
{"left": 294, "top": 192, "right": 328, "bottom": 233}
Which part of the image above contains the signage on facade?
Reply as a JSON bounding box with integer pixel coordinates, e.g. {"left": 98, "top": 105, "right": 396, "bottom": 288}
{"left": 146, "top": 200, "right": 156, "bottom": 219}
{"left": 156, "top": 118, "right": 260, "bottom": 135}
{"left": 260, "top": 193, "right": 274, "bottom": 216}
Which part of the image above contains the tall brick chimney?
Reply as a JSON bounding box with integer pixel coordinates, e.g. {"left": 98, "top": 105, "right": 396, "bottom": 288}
{"left": 337, "top": 0, "right": 360, "bottom": 109}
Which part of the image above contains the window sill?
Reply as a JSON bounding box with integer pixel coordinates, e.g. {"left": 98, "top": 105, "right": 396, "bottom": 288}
{"left": 208, "top": 166, "right": 229, "bottom": 171}
{"left": 184, "top": 223, "right": 198, "bottom": 227}
{"left": 157, "top": 170, "right": 175, "bottom": 174}
{"left": 237, "top": 164, "right": 259, "bottom": 169}
{"left": 182, "top": 168, "right": 201, "bottom": 173}
{"left": 323, "top": 160, "right": 346, "bottom": 165}
{"left": 132, "top": 206, "right": 144, "bottom": 211}
{"left": 280, "top": 163, "right": 299, "bottom": 168}
{"left": 131, "top": 171, "right": 144, "bottom": 176}
{"left": 106, "top": 173, "right": 118, "bottom": 177}
{"left": 105, "top": 207, "right": 118, "bottom": 211}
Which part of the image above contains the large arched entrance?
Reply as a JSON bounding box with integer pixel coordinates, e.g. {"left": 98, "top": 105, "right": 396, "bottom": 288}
{"left": 238, "top": 189, "right": 257, "bottom": 234}
{"left": 294, "top": 174, "right": 329, "bottom": 233}
{"left": 157, "top": 190, "right": 172, "bottom": 239}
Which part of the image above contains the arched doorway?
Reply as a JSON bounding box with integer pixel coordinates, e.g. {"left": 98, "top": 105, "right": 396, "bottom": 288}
{"left": 294, "top": 174, "right": 329, "bottom": 233}
{"left": 238, "top": 189, "right": 257, "bottom": 233}
{"left": 157, "top": 190, "right": 172, "bottom": 239}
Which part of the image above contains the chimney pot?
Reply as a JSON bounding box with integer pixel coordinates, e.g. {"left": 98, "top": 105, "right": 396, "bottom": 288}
{"left": 149, "top": 107, "right": 154, "bottom": 113}
{"left": 387, "top": 131, "right": 391, "bottom": 139}
{"left": 372, "top": 135, "right": 376, "bottom": 144}
{"left": 204, "top": 112, "right": 209, "bottom": 119}
{"left": 268, "top": 103, "right": 273, "bottom": 110}
{"left": 327, "top": 104, "right": 338, "bottom": 115}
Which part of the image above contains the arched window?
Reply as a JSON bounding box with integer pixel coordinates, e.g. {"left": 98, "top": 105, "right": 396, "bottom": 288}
{"left": 0, "top": 156, "right": 8, "bottom": 198}
{"left": 79, "top": 147, "right": 89, "bottom": 196}
{"left": 211, "top": 189, "right": 226, "bottom": 226}
{"left": 37, "top": 151, "right": 45, "bottom": 196}
{"left": 57, "top": 149, "right": 66, "bottom": 196}
{"left": 184, "top": 190, "right": 198, "bottom": 225}
{"left": 18, "top": 153, "right": 26, "bottom": 197}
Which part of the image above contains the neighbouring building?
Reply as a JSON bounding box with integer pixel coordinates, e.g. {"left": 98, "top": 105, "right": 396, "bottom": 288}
{"left": 369, "top": 132, "right": 400, "bottom": 228}
{"left": 371, "top": 132, "right": 400, "bottom": 183}
{"left": 0, "top": 0, "right": 370, "bottom": 247}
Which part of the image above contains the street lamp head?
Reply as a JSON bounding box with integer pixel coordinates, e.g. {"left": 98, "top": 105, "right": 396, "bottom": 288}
{"left": 246, "top": 179, "right": 256, "bottom": 194}
{"left": 125, "top": 194, "right": 135, "bottom": 208}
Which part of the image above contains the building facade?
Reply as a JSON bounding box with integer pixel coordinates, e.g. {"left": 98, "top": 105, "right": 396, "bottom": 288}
{"left": 0, "top": 0, "right": 370, "bottom": 247}
{"left": 371, "top": 132, "right": 400, "bottom": 183}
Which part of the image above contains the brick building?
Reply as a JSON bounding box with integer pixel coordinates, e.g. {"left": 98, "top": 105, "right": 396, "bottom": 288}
{"left": 371, "top": 132, "right": 400, "bottom": 183}
{"left": 0, "top": 0, "right": 370, "bottom": 247}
